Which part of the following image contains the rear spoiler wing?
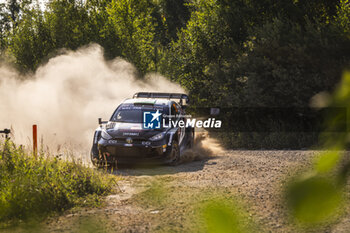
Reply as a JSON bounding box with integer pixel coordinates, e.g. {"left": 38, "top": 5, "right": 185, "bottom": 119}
{"left": 133, "top": 92, "right": 189, "bottom": 105}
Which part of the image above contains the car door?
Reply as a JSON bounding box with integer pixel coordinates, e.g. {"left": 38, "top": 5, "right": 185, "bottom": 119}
{"left": 173, "top": 102, "right": 185, "bottom": 145}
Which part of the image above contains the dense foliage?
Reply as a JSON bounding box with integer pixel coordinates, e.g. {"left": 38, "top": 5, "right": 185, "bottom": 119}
{"left": 0, "top": 140, "right": 115, "bottom": 225}
{"left": 0, "top": 0, "right": 349, "bottom": 147}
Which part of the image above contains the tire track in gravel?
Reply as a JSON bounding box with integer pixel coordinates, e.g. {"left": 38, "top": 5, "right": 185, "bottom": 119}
{"left": 43, "top": 150, "right": 350, "bottom": 233}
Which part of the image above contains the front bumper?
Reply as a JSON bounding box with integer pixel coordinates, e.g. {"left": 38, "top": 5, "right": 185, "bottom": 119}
{"left": 97, "top": 138, "right": 170, "bottom": 164}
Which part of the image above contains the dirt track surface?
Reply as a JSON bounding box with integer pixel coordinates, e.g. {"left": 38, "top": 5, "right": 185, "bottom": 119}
{"left": 41, "top": 151, "right": 350, "bottom": 232}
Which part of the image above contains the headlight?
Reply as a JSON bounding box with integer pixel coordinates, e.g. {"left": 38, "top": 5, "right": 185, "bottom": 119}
{"left": 101, "top": 129, "right": 112, "bottom": 140}
{"left": 149, "top": 132, "right": 165, "bottom": 141}
{"left": 106, "top": 122, "right": 115, "bottom": 130}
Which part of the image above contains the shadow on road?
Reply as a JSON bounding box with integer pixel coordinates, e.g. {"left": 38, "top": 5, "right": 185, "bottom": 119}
{"left": 111, "top": 156, "right": 219, "bottom": 176}
{"left": 104, "top": 133, "right": 223, "bottom": 176}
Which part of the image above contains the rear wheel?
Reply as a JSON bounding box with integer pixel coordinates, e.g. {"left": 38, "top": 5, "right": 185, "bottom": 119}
{"left": 168, "top": 140, "right": 180, "bottom": 166}
{"left": 186, "top": 130, "right": 194, "bottom": 149}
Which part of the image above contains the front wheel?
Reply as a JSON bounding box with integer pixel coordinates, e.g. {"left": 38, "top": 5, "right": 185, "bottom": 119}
{"left": 91, "top": 149, "right": 110, "bottom": 168}
{"left": 91, "top": 149, "right": 99, "bottom": 167}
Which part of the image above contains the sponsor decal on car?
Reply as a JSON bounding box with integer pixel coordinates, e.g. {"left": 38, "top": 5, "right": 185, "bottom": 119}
{"left": 143, "top": 110, "right": 162, "bottom": 129}
{"left": 123, "top": 132, "right": 140, "bottom": 136}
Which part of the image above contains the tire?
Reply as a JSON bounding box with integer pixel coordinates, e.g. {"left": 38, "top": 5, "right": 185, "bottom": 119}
{"left": 91, "top": 149, "right": 108, "bottom": 168}
{"left": 186, "top": 130, "right": 194, "bottom": 149}
{"left": 91, "top": 149, "right": 98, "bottom": 167}
{"left": 168, "top": 140, "right": 180, "bottom": 166}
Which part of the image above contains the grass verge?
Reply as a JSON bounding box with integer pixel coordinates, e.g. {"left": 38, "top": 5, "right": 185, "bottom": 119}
{"left": 0, "top": 140, "right": 116, "bottom": 227}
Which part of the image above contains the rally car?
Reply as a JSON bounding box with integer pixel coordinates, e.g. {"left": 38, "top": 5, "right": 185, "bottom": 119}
{"left": 90, "top": 92, "right": 194, "bottom": 166}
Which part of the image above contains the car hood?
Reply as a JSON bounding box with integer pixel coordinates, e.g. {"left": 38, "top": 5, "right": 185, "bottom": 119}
{"left": 105, "top": 122, "right": 165, "bottom": 139}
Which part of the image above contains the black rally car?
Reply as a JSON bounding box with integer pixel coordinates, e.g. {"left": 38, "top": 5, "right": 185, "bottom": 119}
{"left": 91, "top": 92, "right": 194, "bottom": 166}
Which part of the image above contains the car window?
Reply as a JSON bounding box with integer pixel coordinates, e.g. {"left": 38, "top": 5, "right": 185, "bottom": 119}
{"left": 175, "top": 102, "right": 182, "bottom": 114}
{"left": 111, "top": 105, "right": 166, "bottom": 123}
{"left": 111, "top": 109, "right": 143, "bottom": 123}
{"left": 171, "top": 103, "right": 178, "bottom": 118}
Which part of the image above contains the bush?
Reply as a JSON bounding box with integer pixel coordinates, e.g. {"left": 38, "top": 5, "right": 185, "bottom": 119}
{"left": 214, "top": 132, "right": 319, "bottom": 149}
{"left": 0, "top": 140, "right": 116, "bottom": 225}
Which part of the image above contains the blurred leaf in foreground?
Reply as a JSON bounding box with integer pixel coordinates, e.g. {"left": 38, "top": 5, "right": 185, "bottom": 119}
{"left": 286, "top": 71, "right": 350, "bottom": 227}
{"left": 316, "top": 150, "right": 341, "bottom": 173}
{"left": 202, "top": 199, "right": 252, "bottom": 233}
{"left": 287, "top": 174, "right": 344, "bottom": 225}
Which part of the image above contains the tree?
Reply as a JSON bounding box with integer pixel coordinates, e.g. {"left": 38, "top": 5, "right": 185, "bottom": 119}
{"left": 161, "top": 0, "right": 251, "bottom": 106}
{"left": 106, "top": 0, "right": 161, "bottom": 74}
{"left": 158, "top": 0, "right": 190, "bottom": 41}
{"left": 0, "top": 3, "right": 11, "bottom": 52}
{"left": 238, "top": 18, "right": 350, "bottom": 107}
{"left": 84, "top": 0, "right": 121, "bottom": 60}
{"left": 7, "top": 0, "right": 20, "bottom": 27}
{"left": 161, "top": 0, "right": 349, "bottom": 108}
{"left": 45, "top": 0, "right": 91, "bottom": 50}
{"left": 335, "top": 0, "right": 350, "bottom": 35}
{"left": 9, "top": 6, "right": 53, "bottom": 70}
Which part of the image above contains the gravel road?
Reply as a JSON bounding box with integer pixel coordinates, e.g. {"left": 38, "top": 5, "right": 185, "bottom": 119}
{"left": 41, "top": 149, "right": 350, "bottom": 232}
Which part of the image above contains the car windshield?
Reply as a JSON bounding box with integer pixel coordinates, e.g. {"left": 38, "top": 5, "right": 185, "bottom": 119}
{"left": 111, "top": 109, "right": 143, "bottom": 123}
{"left": 111, "top": 106, "right": 165, "bottom": 123}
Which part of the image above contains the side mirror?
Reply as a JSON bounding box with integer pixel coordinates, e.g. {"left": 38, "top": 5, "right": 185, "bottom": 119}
{"left": 210, "top": 108, "right": 220, "bottom": 116}
{"left": 185, "top": 97, "right": 189, "bottom": 104}
{"left": 98, "top": 118, "right": 107, "bottom": 125}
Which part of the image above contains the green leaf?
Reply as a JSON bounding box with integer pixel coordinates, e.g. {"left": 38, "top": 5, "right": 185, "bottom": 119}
{"left": 287, "top": 175, "right": 343, "bottom": 225}
{"left": 202, "top": 200, "right": 250, "bottom": 233}
{"left": 315, "top": 150, "right": 341, "bottom": 173}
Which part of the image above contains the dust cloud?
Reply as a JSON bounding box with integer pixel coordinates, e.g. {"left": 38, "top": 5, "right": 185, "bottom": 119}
{"left": 181, "top": 131, "right": 223, "bottom": 163}
{"left": 0, "top": 44, "right": 184, "bottom": 157}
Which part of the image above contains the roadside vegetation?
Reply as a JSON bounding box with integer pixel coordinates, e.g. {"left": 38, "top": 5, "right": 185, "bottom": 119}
{"left": 0, "top": 140, "right": 116, "bottom": 227}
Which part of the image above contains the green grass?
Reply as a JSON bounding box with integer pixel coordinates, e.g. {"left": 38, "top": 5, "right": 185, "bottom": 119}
{"left": 0, "top": 140, "right": 116, "bottom": 226}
